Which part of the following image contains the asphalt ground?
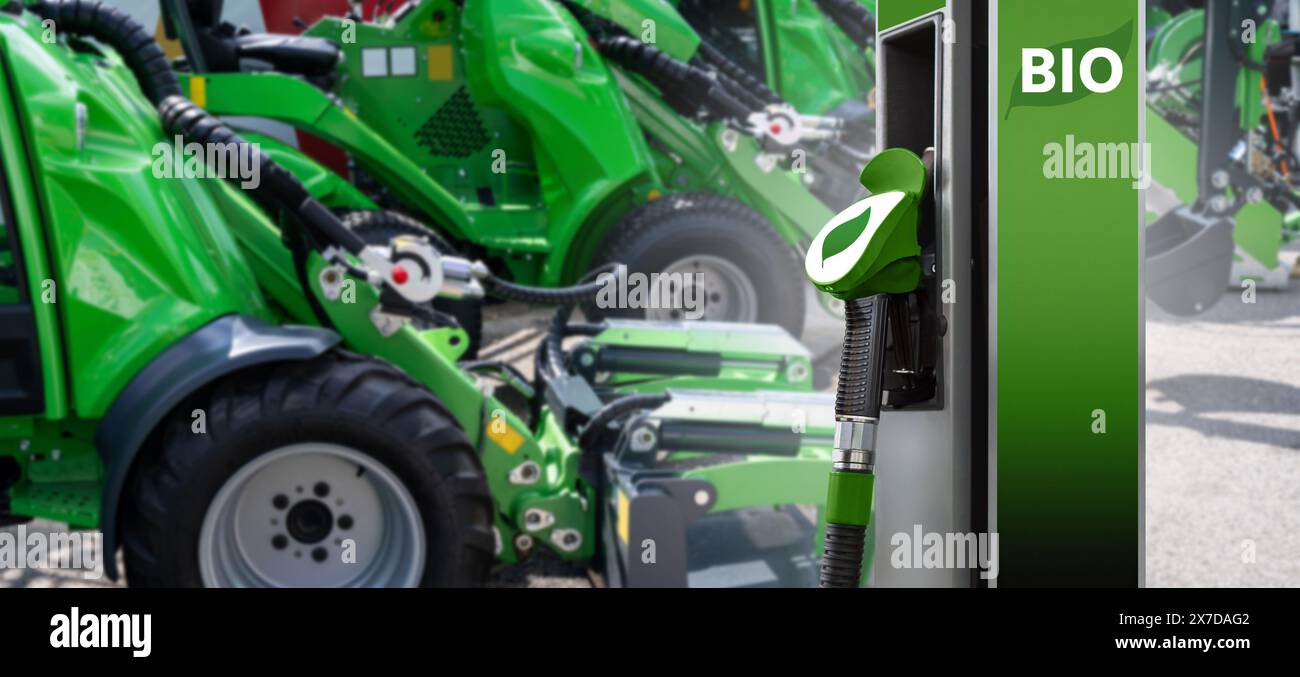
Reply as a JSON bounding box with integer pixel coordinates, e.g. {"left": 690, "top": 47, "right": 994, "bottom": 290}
{"left": 1144, "top": 243, "right": 1300, "bottom": 587}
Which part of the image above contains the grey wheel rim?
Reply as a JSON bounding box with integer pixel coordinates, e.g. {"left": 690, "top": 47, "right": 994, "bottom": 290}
{"left": 648, "top": 254, "right": 760, "bottom": 323}
{"left": 198, "top": 443, "right": 425, "bottom": 587}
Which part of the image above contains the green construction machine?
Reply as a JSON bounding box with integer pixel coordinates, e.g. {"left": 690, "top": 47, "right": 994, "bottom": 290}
{"left": 152, "top": 0, "right": 883, "bottom": 350}
{"left": 672, "top": 0, "right": 879, "bottom": 207}
{"left": 0, "top": 0, "right": 845, "bottom": 587}
{"left": 675, "top": 0, "right": 876, "bottom": 133}
{"left": 1146, "top": 0, "right": 1300, "bottom": 313}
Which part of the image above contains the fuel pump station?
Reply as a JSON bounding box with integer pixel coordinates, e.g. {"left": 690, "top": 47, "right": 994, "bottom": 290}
{"left": 813, "top": 0, "right": 1143, "bottom": 587}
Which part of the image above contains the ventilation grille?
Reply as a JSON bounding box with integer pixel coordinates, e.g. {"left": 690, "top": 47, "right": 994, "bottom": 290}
{"left": 415, "top": 86, "right": 490, "bottom": 158}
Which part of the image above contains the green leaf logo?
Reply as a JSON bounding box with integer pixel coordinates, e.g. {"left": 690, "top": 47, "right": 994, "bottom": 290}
{"left": 823, "top": 206, "right": 870, "bottom": 267}
{"left": 1005, "top": 20, "right": 1134, "bottom": 120}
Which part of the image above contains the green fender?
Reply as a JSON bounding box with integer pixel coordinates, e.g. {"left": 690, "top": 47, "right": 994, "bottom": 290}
{"left": 462, "top": 0, "right": 664, "bottom": 285}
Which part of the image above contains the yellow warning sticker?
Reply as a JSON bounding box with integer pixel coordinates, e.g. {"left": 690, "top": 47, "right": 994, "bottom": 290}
{"left": 190, "top": 76, "right": 207, "bottom": 108}
{"left": 616, "top": 490, "right": 630, "bottom": 545}
{"left": 486, "top": 420, "right": 525, "bottom": 454}
{"left": 427, "top": 45, "right": 453, "bottom": 81}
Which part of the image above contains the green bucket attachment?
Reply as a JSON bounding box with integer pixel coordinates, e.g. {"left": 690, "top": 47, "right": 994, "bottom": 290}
{"left": 1146, "top": 206, "right": 1234, "bottom": 315}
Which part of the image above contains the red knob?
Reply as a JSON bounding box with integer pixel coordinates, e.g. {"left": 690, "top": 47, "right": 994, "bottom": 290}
{"left": 392, "top": 265, "right": 409, "bottom": 285}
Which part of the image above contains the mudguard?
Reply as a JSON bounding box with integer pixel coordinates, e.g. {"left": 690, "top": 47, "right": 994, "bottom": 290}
{"left": 95, "top": 315, "right": 339, "bottom": 580}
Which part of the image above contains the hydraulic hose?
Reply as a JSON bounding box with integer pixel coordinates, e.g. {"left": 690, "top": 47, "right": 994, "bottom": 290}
{"left": 337, "top": 208, "right": 627, "bottom": 308}
{"left": 542, "top": 303, "right": 577, "bottom": 382}
{"left": 811, "top": 0, "right": 876, "bottom": 50}
{"left": 535, "top": 263, "right": 622, "bottom": 382}
{"left": 32, "top": 0, "right": 365, "bottom": 334}
{"left": 32, "top": 0, "right": 366, "bottom": 256}
{"left": 596, "top": 35, "right": 752, "bottom": 122}
{"left": 482, "top": 271, "right": 610, "bottom": 306}
{"left": 695, "top": 42, "right": 781, "bottom": 107}
{"left": 562, "top": 1, "right": 762, "bottom": 119}
{"left": 821, "top": 294, "right": 889, "bottom": 588}
{"left": 35, "top": 0, "right": 620, "bottom": 324}
{"left": 339, "top": 208, "right": 459, "bottom": 257}
{"left": 578, "top": 392, "right": 671, "bottom": 452}
{"left": 156, "top": 97, "right": 368, "bottom": 256}
{"left": 30, "top": 0, "right": 182, "bottom": 105}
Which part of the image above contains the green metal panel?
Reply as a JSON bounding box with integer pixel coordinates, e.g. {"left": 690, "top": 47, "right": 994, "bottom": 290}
{"left": 613, "top": 70, "right": 833, "bottom": 246}
{"left": 1233, "top": 201, "right": 1285, "bottom": 270}
{"left": 1147, "top": 8, "right": 1203, "bottom": 114}
{"left": 766, "top": 0, "right": 874, "bottom": 115}
{"left": 0, "top": 27, "right": 65, "bottom": 419}
{"left": 994, "top": 0, "right": 1141, "bottom": 586}
{"left": 754, "top": 0, "right": 782, "bottom": 97}
{"left": 6, "top": 418, "right": 102, "bottom": 527}
{"left": 1235, "top": 17, "right": 1279, "bottom": 133}
{"left": 460, "top": 0, "right": 663, "bottom": 284}
{"left": 687, "top": 456, "right": 831, "bottom": 514}
{"left": 180, "top": 72, "right": 475, "bottom": 241}
{"left": 589, "top": 320, "right": 815, "bottom": 392}
{"left": 1147, "top": 107, "right": 1198, "bottom": 204}
{"left": 877, "top": 0, "right": 944, "bottom": 31}
{"left": 569, "top": 0, "right": 702, "bottom": 60}
{"left": 1, "top": 16, "right": 268, "bottom": 419}
{"left": 238, "top": 132, "right": 377, "bottom": 211}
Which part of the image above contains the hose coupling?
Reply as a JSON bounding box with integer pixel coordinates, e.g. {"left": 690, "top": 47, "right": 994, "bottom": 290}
{"left": 833, "top": 415, "right": 877, "bottom": 473}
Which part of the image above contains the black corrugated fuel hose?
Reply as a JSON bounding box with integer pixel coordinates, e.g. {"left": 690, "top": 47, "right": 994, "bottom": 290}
{"left": 820, "top": 294, "right": 889, "bottom": 588}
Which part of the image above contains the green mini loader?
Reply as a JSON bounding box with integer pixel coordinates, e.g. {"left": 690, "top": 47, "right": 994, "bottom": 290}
{"left": 150, "top": 0, "right": 884, "bottom": 345}
{"left": 1146, "top": 0, "right": 1300, "bottom": 311}
{"left": 0, "top": 0, "right": 840, "bottom": 587}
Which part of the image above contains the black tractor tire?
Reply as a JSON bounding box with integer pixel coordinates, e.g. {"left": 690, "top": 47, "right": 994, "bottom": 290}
{"left": 592, "top": 194, "right": 805, "bottom": 337}
{"left": 338, "top": 209, "right": 483, "bottom": 358}
{"left": 121, "top": 351, "right": 494, "bottom": 587}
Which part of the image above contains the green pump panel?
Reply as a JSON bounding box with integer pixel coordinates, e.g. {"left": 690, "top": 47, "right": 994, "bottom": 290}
{"left": 865, "top": 0, "right": 1142, "bottom": 587}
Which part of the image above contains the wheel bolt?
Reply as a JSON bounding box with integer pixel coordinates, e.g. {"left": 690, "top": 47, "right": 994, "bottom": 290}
{"left": 273, "top": 494, "right": 289, "bottom": 510}
{"left": 314, "top": 482, "right": 330, "bottom": 498}
{"left": 272, "top": 534, "right": 288, "bottom": 550}
{"left": 338, "top": 514, "right": 354, "bottom": 530}
{"left": 311, "top": 547, "right": 328, "bottom": 563}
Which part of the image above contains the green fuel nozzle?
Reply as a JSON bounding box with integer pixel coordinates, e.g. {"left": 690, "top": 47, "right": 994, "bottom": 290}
{"left": 806, "top": 148, "right": 927, "bottom": 588}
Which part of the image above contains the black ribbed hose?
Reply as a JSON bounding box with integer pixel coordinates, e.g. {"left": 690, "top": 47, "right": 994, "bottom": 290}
{"left": 821, "top": 523, "right": 868, "bottom": 588}
{"left": 332, "top": 208, "right": 628, "bottom": 307}
{"left": 30, "top": 1, "right": 363, "bottom": 255}
{"left": 695, "top": 42, "right": 781, "bottom": 107}
{"left": 483, "top": 271, "right": 610, "bottom": 306}
{"left": 578, "top": 393, "right": 671, "bottom": 451}
{"left": 32, "top": 0, "right": 367, "bottom": 334}
{"left": 31, "top": 0, "right": 182, "bottom": 105}
{"left": 812, "top": 0, "right": 877, "bottom": 49}
{"left": 596, "top": 35, "right": 752, "bottom": 122}
{"left": 837, "top": 295, "right": 890, "bottom": 420}
{"left": 535, "top": 264, "right": 623, "bottom": 382}
{"left": 819, "top": 294, "right": 889, "bottom": 589}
